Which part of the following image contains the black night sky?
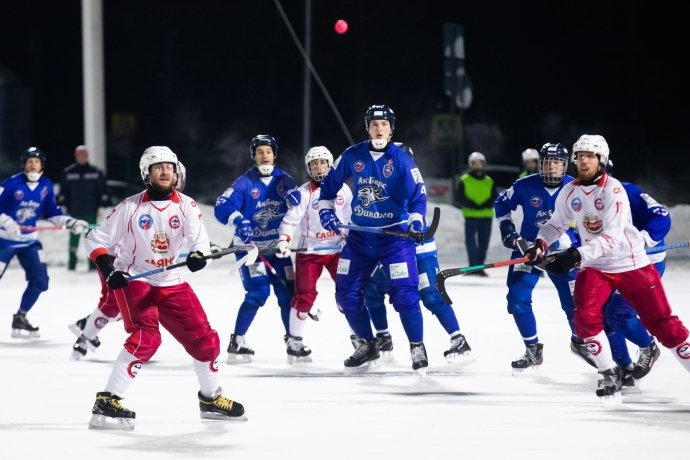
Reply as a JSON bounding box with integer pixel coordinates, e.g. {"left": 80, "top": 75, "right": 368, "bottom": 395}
{"left": 1, "top": 1, "right": 688, "bottom": 203}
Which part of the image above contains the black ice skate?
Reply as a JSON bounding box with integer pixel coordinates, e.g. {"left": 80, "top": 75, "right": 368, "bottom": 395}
{"left": 89, "top": 392, "right": 136, "bottom": 430}
{"left": 344, "top": 339, "right": 379, "bottom": 374}
{"left": 227, "top": 333, "right": 254, "bottom": 363}
{"left": 570, "top": 338, "right": 596, "bottom": 368}
{"left": 349, "top": 334, "right": 366, "bottom": 349}
{"left": 68, "top": 315, "right": 89, "bottom": 338}
{"left": 596, "top": 367, "right": 622, "bottom": 407}
{"left": 619, "top": 364, "right": 639, "bottom": 395}
{"left": 511, "top": 343, "right": 543, "bottom": 376}
{"left": 376, "top": 331, "right": 394, "bottom": 362}
{"left": 632, "top": 340, "right": 660, "bottom": 379}
{"left": 285, "top": 335, "right": 313, "bottom": 364}
{"left": 71, "top": 334, "right": 102, "bottom": 360}
{"left": 199, "top": 388, "right": 247, "bottom": 421}
{"left": 410, "top": 342, "right": 429, "bottom": 375}
{"left": 444, "top": 332, "right": 474, "bottom": 364}
{"left": 11, "top": 312, "right": 40, "bottom": 338}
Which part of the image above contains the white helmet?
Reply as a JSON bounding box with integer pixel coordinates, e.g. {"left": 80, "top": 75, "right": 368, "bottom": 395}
{"left": 139, "top": 146, "right": 178, "bottom": 183}
{"left": 572, "top": 134, "right": 609, "bottom": 166}
{"left": 175, "top": 161, "right": 186, "bottom": 191}
{"left": 304, "top": 146, "right": 333, "bottom": 183}
{"left": 521, "top": 148, "right": 539, "bottom": 162}
{"left": 468, "top": 151, "right": 486, "bottom": 167}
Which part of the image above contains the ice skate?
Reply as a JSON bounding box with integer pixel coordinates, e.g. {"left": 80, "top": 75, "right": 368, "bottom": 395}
{"left": 89, "top": 392, "right": 135, "bottom": 430}
{"left": 344, "top": 339, "right": 379, "bottom": 374}
{"left": 285, "top": 335, "right": 313, "bottom": 364}
{"left": 349, "top": 334, "right": 366, "bottom": 349}
{"left": 11, "top": 312, "right": 40, "bottom": 338}
{"left": 596, "top": 367, "right": 622, "bottom": 407}
{"left": 199, "top": 388, "right": 247, "bottom": 421}
{"left": 511, "top": 343, "right": 543, "bottom": 376}
{"left": 619, "top": 364, "right": 640, "bottom": 395}
{"left": 68, "top": 315, "right": 88, "bottom": 338}
{"left": 410, "top": 342, "right": 429, "bottom": 376}
{"left": 376, "top": 331, "right": 394, "bottom": 362}
{"left": 570, "top": 338, "right": 596, "bottom": 368}
{"left": 444, "top": 332, "right": 474, "bottom": 364}
{"left": 632, "top": 340, "right": 660, "bottom": 380}
{"left": 71, "top": 334, "right": 101, "bottom": 360}
{"left": 226, "top": 333, "right": 254, "bottom": 363}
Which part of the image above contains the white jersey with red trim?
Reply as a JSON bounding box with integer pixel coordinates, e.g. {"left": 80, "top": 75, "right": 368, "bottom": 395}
{"left": 277, "top": 181, "right": 351, "bottom": 254}
{"left": 537, "top": 172, "right": 650, "bottom": 273}
{"left": 85, "top": 190, "right": 210, "bottom": 286}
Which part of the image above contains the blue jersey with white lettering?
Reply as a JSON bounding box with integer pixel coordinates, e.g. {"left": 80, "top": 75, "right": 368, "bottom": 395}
{"left": 320, "top": 140, "right": 426, "bottom": 228}
{"left": 494, "top": 173, "right": 576, "bottom": 246}
{"left": 0, "top": 172, "right": 65, "bottom": 244}
{"left": 623, "top": 181, "right": 670, "bottom": 257}
{"left": 214, "top": 167, "right": 297, "bottom": 245}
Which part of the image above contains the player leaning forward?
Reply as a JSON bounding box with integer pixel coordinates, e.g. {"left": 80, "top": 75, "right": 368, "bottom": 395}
{"left": 523, "top": 134, "right": 690, "bottom": 401}
{"left": 84, "top": 146, "right": 246, "bottom": 430}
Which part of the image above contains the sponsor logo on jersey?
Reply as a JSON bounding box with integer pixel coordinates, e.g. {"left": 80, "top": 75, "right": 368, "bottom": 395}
{"left": 410, "top": 167, "right": 423, "bottom": 184}
{"left": 311, "top": 198, "right": 320, "bottom": 210}
{"left": 248, "top": 261, "right": 267, "bottom": 277}
{"left": 383, "top": 163, "right": 394, "bottom": 178}
{"left": 585, "top": 339, "right": 602, "bottom": 356}
{"left": 354, "top": 161, "right": 364, "bottom": 173}
{"left": 14, "top": 190, "right": 23, "bottom": 200}
{"left": 357, "top": 184, "right": 388, "bottom": 208}
{"left": 594, "top": 198, "right": 604, "bottom": 210}
{"left": 389, "top": 262, "right": 409, "bottom": 280}
{"left": 168, "top": 215, "right": 180, "bottom": 229}
{"left": 583, "top": 213, "right": 603, "bottom": 234}
{"left": 251, "top": 187, "right": 260, "bottom": 199}
{"left": 418, "top": 272, "right": 430, "bottom": 290}
{"left": 316, "top": 230, "right": 338, "bottom": 239}
{"left": 676, "top": 343, "right": 690, "bottom": 359}
{"left": 144, "top": 256, "right": 175, "bottom": 267}
{"left": 530, "top": 196, "right": 542, "bottom": 207}
{"left": 570, "top": 197, "right": 582, "bottom": 212}
{"left": 151, "top": 231, "right": 170, "bottom": 253}
{"left": 353, "top": 206, "right": 394, "bottom": 219}
{"left": 139, "top": 214, "right": 153, "bottom": 229}
{"left": 40, "top": 186, "right": 48, "bottom": 200}
{"left": 335, "top": 194, "right": 345, "bottom": 206}
{"left": 337, "top": 258, "right": 350, "bottom": 275}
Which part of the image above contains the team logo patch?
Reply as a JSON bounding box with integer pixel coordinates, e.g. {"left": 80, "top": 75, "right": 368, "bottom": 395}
{"left": 127, "top": 361, "right": 143, "bottom": 378}
{"left": 210, "top": 357, "right": 219, "bottom": 372}
{"left": 585, "top": 339, "right": 602, "bottom": 356}
{"left": 594, "top": 198, "right": 604, "bottom": 210}
{"left": 311, "top": 198, "right": 319, "bottom": 210}
{"left": 251, "top": 188, "right": 260, "bottom": 199}
{"left": 570, "top": 197, "right": 582, "bottom": 212}
{"left": 254, "top": 206, "right": 281, "bottom": 230}
{"left": 530, "top": 196, "right": 542, "bottom": 207}
{"left": 151, "top": 231, "right": 170, "bottom": 253}
{"left": 95, "top": 316, "right": 109, "bottom": 329}
{"left": 191, "top": 200, "right": 197, "bottom": 207}
{"left": 583, "top": 213, "right": 603, "bottom": 234}
{"left": 354, "top": 161, "right": 364, "bottom": 173}
{"left": 335, "top": 195, "right": 345, "bottom": 206}
{"left": 612, "top": 186, "right": 622, "bottom": 194}
{"left": 383, "top": 163, "right": 394, "bottom": 178}
{"left": 14, "top": 190, "right": 23, "bottom": 200}
{"left": 357, "top": 184, "right": 388, "bottom": 208}
{"left": 168, "top": 215, "right": 181, "bottom": 229}
{"left": 389, "top": 262, "right": 409, "bottom": 280}
{"left": 337, "top": 258, "right": 351, "bottom": 275}
{"left": 676, "top": 342, "right": 690, "bottom": 359}
{"left": 418, "top": 272, "right": 430, "bottom": 290}
{"left": 138, "top": 214, "right": 153, "bottom": 229}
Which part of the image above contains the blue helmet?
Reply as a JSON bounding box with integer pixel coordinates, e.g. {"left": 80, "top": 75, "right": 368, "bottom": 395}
{"left": 249, "top": 134, "right": 278, "bottom": 158}
{"left": 538, "top": 142, "right": 569, "bottom": 187}
{"left": 364, "top": 104, "right": 396, "bottom": 131}
{"left": 20, "top": 146, "right": 46, "bottom": 168}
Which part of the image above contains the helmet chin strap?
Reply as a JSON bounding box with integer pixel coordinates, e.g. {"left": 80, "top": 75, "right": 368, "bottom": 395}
{"left": 256, "top": 164, "right": 274, "bottom": 176}
{"left": 370, "top": 138, "right": 390, "bottom": 150}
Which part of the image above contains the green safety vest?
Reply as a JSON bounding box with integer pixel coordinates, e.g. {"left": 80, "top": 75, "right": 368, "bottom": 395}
{"left": 459, "top": 173, "right": 494, "bottom": 218}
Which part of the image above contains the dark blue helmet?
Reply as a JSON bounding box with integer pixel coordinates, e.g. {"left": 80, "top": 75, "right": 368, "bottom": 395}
{"left": 364, "top": 104, "right": 396, "bottom": 131}
{"left": 249, "top": 134, "right": 278, "bottom": 158}
{"left": 20, "top": 146, "right": 46, "bottom": 168}
{"left": 538, "top": 142, "right": 569, "bottom": 187}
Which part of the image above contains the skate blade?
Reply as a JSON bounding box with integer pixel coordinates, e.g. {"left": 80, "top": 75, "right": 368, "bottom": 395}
{"left": 70, "top": 350, "right": 86, "bottom": 361}
{"left": 413, "top": 367, "right": 428, "bottom": 378}
{"left": 11, "top": 329, "right": 40, "bottom": 339}
{"left": 445, "top": 351, "right": 475, "bottom": 365}
{"left": 599, "top": 392, "right": 623, "bottom": 408}
{"left": 88, "top": 414, "right": 135, "bottom": 431}
{"left": 226, "top": 354, "right": 253, "bottom": 364}
{"left": 621, "top": 385, "right": 641, "bottom": 396}
{"left": 286, "top": 355, "right": 313, "bottom": 364}
{"left": 378, "top": 351, "right": 395, "bottom": 363}
{"left": 511, "top": 365, "right": 541, "bottom": 377}
{"left": 344, "top": 359, "right": 379, "bottom": 375}
{"left": 200, "top": 412, "right": 248, "bottom": 422}
{"left": 68, "top": 323, "right": 83, "bottom": 338}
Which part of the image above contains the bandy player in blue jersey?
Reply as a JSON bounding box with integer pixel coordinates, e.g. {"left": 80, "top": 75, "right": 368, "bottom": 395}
{"left": 318, "top": 104, "right": 429, "bottom": 374}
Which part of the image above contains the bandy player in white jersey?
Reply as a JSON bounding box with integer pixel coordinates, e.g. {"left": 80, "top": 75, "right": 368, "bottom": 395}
{"left": 84, "top": 146, "right": 246, "bottom": 430}
{"left": 274, "top": 146, "right": 352, "bottom": 362}
{"left": 523, "top": 134, "right": 690, "bottom": 403}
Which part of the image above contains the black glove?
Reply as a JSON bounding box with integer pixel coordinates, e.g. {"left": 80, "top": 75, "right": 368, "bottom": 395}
{"left": 186, "top": 250, "right": 207, "bottom": 272}
{"left": 522, "top": 238, "right": 548, "bottom": 265}
{"left": 542, "top": 247, "right": 581, "bottom": 275}
{"left": 499, "top": 220, "right": 520, "bottom": 250}
{"left": 95, "top": 254, "right": 130, "bottom": 289}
